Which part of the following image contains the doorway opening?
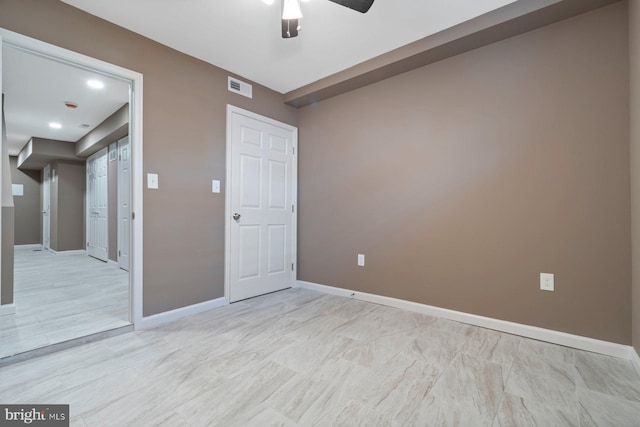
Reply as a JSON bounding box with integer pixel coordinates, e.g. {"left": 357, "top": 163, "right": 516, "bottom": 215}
{"left": 0, "top": 29, "right": 143, "bottom": 361}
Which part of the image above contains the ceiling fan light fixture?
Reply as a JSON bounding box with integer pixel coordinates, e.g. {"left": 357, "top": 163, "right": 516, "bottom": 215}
{"left": 282, "top": 0, "right": 303, "bottom": 20}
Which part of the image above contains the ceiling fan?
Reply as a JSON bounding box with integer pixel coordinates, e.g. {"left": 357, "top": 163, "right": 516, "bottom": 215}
{"left": 281, "top": 0, "right": 375, "bottom": 39}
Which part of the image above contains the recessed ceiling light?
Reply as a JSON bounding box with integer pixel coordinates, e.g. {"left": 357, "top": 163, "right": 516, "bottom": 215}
{"left": 49, "top": 122, "right": 62, "bottom": 129}
{"left": 87, "top": 80, "right": 104, "bottom": 89}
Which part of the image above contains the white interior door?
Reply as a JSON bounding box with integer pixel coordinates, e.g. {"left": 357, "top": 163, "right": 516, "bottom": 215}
{"left": 228, "top": 108, "right": 297, "bottom": 303}
{"left": 87, "top": 148, "right": 108, "bottom": 262}
{"left": 118, "top": 136, "right": 130, "bottom": 271}
{"left": 42, "top": 164, "right": 51, "bottom": 250}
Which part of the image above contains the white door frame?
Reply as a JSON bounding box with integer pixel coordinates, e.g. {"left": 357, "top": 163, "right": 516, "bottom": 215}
{"left": 86, "top": 147, "right": 109, "bottom": 262}
{"left": 224, "top": 105, "right": 298, "bottom": 302}
{"left": 0, "top": 28, "right": 145, "bottom": 327}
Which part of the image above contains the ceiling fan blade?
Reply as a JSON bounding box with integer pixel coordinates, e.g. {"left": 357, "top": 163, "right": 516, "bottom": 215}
{"left": 282, "top": 18, "right": 299, "bottom": 38}
{"left": 327, "top": 0, "right": 375, "bottom": 13}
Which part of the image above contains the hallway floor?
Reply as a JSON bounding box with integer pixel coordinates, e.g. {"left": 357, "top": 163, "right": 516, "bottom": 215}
{"left": 0, "top": 246, "right": 130, "bottom": 359}
{"left": 1, "top": 288, "right": 639, "bottom": 426}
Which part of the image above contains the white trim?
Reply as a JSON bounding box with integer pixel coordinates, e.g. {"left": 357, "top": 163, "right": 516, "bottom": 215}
{"left": 631, "top": 347, "right": 640, "bottom": 378}
{"left": 0, "top": 36, "right": 3, "bottom": 314}
{"left": 49, "top": 249, "right": 86, "bottom": 256}
{"left": 0, "top": 27, "right": 144, "bottom": 330}
{"left": 137, "top": 297, "right": 228, "bottom": 330}
{"left": 14, "top": 244, "right": 42, "bottom": 250}
{"left": 107, "top": 259, "right": 119, "bottom": 267}
{"left": 0, "top": 304, "right": 16, "bottom": 316}
{"left": 224, "top": 105, "right": 298, "bottom": 303}
{"left": 295, "top": 280, "right": 634, "bottom": 360}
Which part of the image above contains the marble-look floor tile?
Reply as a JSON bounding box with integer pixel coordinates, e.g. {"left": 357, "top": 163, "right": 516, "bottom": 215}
{"left": 575, "top": 351, "right": 640, "bottom": 403}
{"left": 48, "top": 367, "right": 149, "bottom": 418}
{"left": 518, "top": 338, "right": 575, "bottom": 365}
{"left": 2, "top": 288, "right": 640, "bottom": 426}
{"left": 281, "top": 314, "right": 349, "bottom": 342}
{"left": 342, "top": 345, "right": 443, "bottom": 425}
{"left": 505, "top": 353, "right": 578, "bottom": 413}
{"left": 404, "top": 326, "right": 470, "bottom": 371}
{"left": 69, "top": 417, "right": 87, "bottom": 427}
{"left": 322, "top": 298, "right": 378, "bottom": 320}
{"left": 427, "top": 353, "right": 505, "bottom": 420}
{"left": 333, "top": 305, "right": 435, "bottom": 341}
{"left": 225, "top": 404, "right": 297, "bottom": 427}
{"left": 265, "top": 375, "right": 342, "bottom": 425}
{"left": 172, "top": 360, "right": 296, "bottom": 423}
{"left": 578, "top": 387, "right": 640, "bottom": 427}
{"left": 428, "top": 317, "right": 479, "bottom": 338}
{"left": 341, "top": 328, "right": 417, "bottom": 368}
{"left": 0, "top": 374, "right": 67, "bottom": 403}
{"left": 268, "top": 334, "right": 356, "bottom": 375}
{"left": 314, "top": 400, "right": 397, "bottom": 427}
{"left": 493, "top": 392, "right": 578, "bottom": 427}
{"left": 406, "top": 393, "right": 495, "bottom": 427}
{"left": 463, "top": 328, "right": 523, "bottom": 367}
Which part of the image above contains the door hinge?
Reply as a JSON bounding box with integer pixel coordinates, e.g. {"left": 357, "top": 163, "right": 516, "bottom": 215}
{"left": 293, "top": 146, "right": 295, "bottom": 155}
{"left": 118, "top": 250, "right": 121, "bottom": 257}
{"left": 292, "top": 205, "right": 295, "bottom": 213}
{"left": 132, "top": 212, "right": 135, "bottom": 220}
{"left": 291, "top": 263, "right": 294, "bottom": 271}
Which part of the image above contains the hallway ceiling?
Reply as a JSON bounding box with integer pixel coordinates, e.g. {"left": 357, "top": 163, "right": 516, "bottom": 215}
{"left": 59, "top": 0, "right": 518, "bottom": 94}
{"left": 2, "top": 46, "right": 130, "bottom": 156}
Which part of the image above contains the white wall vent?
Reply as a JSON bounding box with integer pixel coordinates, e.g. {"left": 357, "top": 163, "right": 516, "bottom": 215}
{"left": 228, "top": 77, "right": 252, "bottom": 99}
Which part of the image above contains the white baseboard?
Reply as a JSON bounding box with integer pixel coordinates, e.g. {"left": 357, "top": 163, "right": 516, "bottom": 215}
{"left": 136, "top": 297, "right": 228, "bottom": 330}
{"left": 107, "top": 259, "right": 119, "bottom": 267}
{"left": 631, "top": 347, "right": 640, "bottom": 378}
{"left": 49, "top": 249, "right": 87, "bottom": 256}
{"left": 0, "top": 304, "right": 16, "bottom": 316}
{"left": 295, "top": 280, "right": 633, "bottom": 360}
{"left": 14, "top": 244, "right": 42, "bottom": 250}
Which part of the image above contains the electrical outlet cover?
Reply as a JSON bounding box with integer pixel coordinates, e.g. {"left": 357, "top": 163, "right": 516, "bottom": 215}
{"left": 540, "top": 272, "right": 554, "bottom": 291}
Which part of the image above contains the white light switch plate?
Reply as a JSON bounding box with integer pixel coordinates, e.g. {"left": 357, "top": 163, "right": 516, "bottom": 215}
{"left": 358, "top": 254, "right": 365, "bottom": 267}
{"left": 147, "top": 173, "right": 158, "bottom": 189}
{"left": 212, "top": 180, "right": 221, "bottom": 193}
{"left": 540, "top": 273, "right": 554, "bottom": 291}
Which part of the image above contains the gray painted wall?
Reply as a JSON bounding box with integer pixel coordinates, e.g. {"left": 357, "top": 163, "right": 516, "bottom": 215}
{"left": 298, "top": 3, "right": 631, "bottom": 344}
{"left": 50, "top": 161, "right": 86, "bottom": 252}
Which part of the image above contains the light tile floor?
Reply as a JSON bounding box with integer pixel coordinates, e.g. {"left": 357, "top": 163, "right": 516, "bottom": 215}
{"left": 0, "top": 247, "right": 130, "bottom": 359}
{"left": 1, "top": 288, "right": 639, "bottom": 426}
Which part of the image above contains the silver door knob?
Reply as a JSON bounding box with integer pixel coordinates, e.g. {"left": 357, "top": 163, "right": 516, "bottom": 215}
{"left": 233, "top": 213, "right": 241, "bottom": 221}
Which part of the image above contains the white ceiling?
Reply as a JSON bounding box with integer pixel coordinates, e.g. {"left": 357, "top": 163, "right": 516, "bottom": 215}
{"left": 2, "top": 46, "right": 130, "bottom": 156}
{"left": 59, "top": 0, "right": 518, "bottom": 94}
